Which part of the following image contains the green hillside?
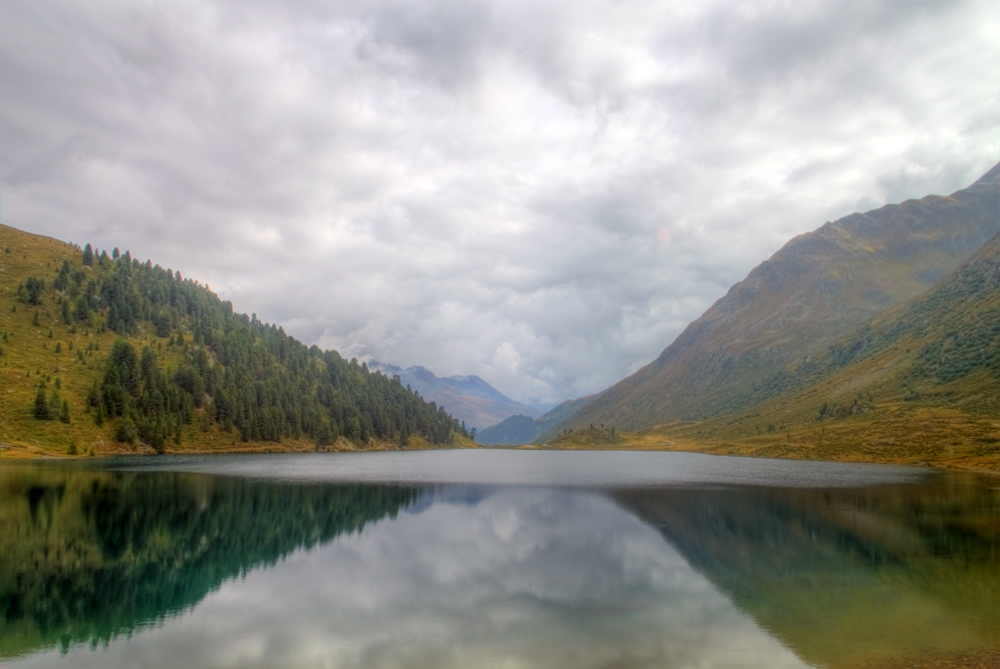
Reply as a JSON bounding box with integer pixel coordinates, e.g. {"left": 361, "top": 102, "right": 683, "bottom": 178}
{"left": 645, "top": 232, "right": 1000, "bottom": 470}
{"left": 0, "top": 225, "right": 470, "bottom": 457}
{"left": 560, "top": 163, "right": 1000, "bottom": 435}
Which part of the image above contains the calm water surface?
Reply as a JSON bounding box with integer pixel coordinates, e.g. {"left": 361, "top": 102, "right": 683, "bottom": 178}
{"left": 1, "top": 451, "right": 997, "bottom": 668}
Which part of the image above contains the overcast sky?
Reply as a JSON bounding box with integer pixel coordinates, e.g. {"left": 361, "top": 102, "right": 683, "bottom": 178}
{"left": 2, "top": 0, "right": 997, "bottom": 407}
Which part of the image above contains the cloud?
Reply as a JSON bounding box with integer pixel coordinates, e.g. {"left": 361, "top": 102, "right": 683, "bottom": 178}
{"left": 1, "top": 0, "right": 997, "bottom": 405}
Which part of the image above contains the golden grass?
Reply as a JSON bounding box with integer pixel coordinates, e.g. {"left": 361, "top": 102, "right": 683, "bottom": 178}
{"left": 529, "top": 396, "right": 1000, "bottom": 472}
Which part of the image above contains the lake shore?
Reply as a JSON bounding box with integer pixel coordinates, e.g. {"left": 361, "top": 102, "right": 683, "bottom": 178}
{"left": 3, "top": 435, "right": 998, "bottom": 474}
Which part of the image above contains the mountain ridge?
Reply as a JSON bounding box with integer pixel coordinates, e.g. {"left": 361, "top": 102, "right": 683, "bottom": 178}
{"left": 643, "top": 229, "right": 1000, "bottom": 469}
{"left": 477, "top": 395, "right": 596, "bottom": 446}
{"left": 557, "top": 162, "right": 1000, "bottom": 435}
{"left": 368, "top": 362, "right": 541, "bottom": 431}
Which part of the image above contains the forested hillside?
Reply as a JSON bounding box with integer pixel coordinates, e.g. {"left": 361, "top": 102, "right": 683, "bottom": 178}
{"left": 0, "top": 225, "right": 469, "bottom": 455}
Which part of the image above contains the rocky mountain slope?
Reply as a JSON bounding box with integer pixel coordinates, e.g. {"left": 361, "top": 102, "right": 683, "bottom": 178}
{"left": 369, "top": 363, "right": 540, "bottom": 431}
{"left": 560, "top": 163, "right": 1000, "bottom": 434}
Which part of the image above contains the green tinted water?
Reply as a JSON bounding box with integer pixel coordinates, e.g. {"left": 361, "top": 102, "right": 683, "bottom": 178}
{"left": 1, "top": 452, "right": 997, "bottom": 668}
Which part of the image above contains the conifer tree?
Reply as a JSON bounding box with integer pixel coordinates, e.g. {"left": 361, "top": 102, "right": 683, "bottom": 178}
{"left": 32, "top": 386, "right": 50, "bottom": 420}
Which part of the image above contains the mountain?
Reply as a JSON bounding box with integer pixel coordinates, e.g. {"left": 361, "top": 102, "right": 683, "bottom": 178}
{"left": 560, "top": 163, "right": 1000, "bottom": 435}
{"left": 0, "top": 225, "right": 471, "bottom": 457}
{"left": 657, "top": 230, "right": 1000, "bottom": 468}
{"left": 475, "top": 414, "right": 538, "bottom": 445}
{"left": 477, "top": 395, "right": 595, "bottom": 446}
{"left": 368, "top": 363, "right": 540, "bottom": 431}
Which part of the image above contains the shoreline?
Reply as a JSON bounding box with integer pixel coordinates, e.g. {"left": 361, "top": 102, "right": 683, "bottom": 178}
{"left": 3, "top": 442, "right": 997, "bottom": 475}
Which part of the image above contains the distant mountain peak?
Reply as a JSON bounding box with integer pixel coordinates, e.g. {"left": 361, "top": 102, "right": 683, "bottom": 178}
{"left": 368, "top": 362, "right": 541, "bottom": 430}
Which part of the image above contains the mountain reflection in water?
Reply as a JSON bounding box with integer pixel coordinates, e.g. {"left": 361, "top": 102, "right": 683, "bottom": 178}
{"left": 617, "top": 478, "right": 1000, "bottom": 668}
{"left": 1, "top": 454, "right": 997, "bottom": 668}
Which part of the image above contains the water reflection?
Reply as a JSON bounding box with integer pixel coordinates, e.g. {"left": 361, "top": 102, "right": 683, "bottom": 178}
{"left": 617, "top": 477, "right": 1000, "bottom": 668}
{"left": 1, "top": 458, "right": 997, "bottom": 668}
{"left": 0, "top": 464, "right": 418, "bottom": 660}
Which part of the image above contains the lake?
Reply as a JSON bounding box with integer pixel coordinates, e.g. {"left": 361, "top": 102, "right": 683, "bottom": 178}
{"left": 1, "top": 450, "right": 997, "bottom": 668}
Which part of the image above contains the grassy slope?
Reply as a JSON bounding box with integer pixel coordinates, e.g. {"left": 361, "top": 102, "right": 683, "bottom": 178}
{"left": 561, "top": 235, "right": 1000, "bottom": 470}
{"left": 0, "top": 226, "right": 135, "bottom": 457}
{"left": 0, "top": 225, "right": 469, "bottom": 457}
{"left": 559, "top": 163, "right": 1000, "bottom": 435}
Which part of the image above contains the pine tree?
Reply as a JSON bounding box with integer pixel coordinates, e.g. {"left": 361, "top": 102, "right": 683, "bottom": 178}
{"left": 32, "top": 386, "right": 50, "bottom": 420}
{"left": 23, "top": 277, "right": 45, "bottom": 305}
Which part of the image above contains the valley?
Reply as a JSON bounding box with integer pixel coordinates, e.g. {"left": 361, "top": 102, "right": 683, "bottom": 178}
{"left": 2, "top": 165, "right": 998, "bottom": 471}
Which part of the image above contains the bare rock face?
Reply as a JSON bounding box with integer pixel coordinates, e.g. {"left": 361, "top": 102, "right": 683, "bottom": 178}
{"left": 564, "top": 163, "right": 1000, "bottom": 432}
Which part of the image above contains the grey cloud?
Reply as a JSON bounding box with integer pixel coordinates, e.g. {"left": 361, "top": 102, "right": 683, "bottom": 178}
{"left": 357, "top": 1, "right": 496, "bottom": 88}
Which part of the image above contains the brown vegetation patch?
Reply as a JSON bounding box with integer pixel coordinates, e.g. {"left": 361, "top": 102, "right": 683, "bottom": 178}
{"left": 842, "top": 648, "right": 1000, "bottom": 669}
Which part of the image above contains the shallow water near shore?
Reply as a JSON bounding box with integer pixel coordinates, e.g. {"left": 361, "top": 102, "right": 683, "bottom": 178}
{"left": 2, "top": 451, "right": 997, "bottom": 668}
